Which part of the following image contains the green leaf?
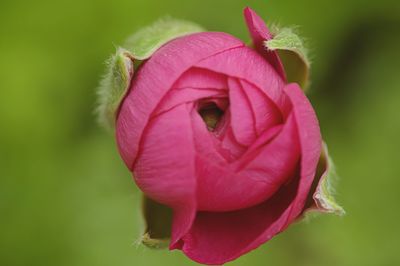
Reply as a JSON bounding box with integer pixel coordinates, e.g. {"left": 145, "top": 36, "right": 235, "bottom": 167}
{"left": 124, "top": 17, "right": 205, "bottom": 60}
{"left": 265, "top": 27, "right": 311, "bottom": 89}
{"left": 96, "top": 48, "right": 134, "bottom": 130}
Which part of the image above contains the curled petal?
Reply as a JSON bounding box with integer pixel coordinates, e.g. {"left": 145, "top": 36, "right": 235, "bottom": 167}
{"left": 239, "top": 79, "right": 282, "bottom": 135}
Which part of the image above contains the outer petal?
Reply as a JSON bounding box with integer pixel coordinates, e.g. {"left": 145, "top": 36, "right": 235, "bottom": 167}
{"left": 134, "top": 104, "right": 196, "bottom": 247}
{"left": 243, "top": 7, "right": 286, "bottom": 80}
{"left": 281, "top": 83, "right": 322, "bottom": 224}
{"left": 116, "top": 32, "right": 244, "bottom": 169}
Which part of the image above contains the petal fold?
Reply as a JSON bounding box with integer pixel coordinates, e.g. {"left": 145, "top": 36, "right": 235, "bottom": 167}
{"left": 228, "top": 78, "right": 257, "bottom": 146}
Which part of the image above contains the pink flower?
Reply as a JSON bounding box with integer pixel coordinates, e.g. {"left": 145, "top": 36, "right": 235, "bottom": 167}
{"left": 102, "top": 7, "right": 343, "bottom": 265}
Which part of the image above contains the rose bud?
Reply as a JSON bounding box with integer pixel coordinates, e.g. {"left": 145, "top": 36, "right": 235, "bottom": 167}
{"left": 97, "top": 7, "right": 344, "bottom": 265}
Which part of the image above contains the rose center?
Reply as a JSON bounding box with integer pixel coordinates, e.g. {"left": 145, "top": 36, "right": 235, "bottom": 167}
{"left": 198, "top": 102, "right": 225, "bottom": 131}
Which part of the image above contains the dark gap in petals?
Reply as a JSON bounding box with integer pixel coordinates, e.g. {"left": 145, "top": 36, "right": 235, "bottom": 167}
{"left": 198, "top": 101, "right": 225, "bottom": 131}
{"left": 143, "top": 196, "right": 173, "bottom": 239}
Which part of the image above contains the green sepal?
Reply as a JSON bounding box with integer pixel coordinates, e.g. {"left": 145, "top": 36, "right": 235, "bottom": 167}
{"left": 265, "top": 27, "right": 311, "bottom": 89}
{"left": 141, "top": 196, "right": 173, "bottom": 249}
{"left": 124, "top": 17, "right": 205, "bottom": 60}
{"left": 141, "top": 233, "right": 170, "bottom": 249}
{"left": 97, "top": 48, "right": 134, "bottom": 130}
{"left": 97, "top": 18, "right": 205, "bottom": 129}
{"left": 312, "top": 143, "right": 345, "bottom": 215}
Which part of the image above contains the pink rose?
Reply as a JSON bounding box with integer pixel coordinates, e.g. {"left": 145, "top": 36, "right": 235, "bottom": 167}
{"left": 99, "top": 7, "right": 343, "bottom": 265}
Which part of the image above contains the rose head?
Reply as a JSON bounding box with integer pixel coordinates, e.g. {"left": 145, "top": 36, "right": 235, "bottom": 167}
{"left": 98, "top": 7, "right": 344, "bottom": 265}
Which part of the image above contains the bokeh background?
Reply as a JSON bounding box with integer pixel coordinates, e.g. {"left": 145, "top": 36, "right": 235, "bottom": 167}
{"left": 1, "top": 0, "right": 400, "bottom": 265}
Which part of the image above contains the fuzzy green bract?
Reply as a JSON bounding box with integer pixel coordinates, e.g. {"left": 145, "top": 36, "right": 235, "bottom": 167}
{"left": 314, "top": 143, "right": 345, "bottom": 215}
{"left": 97, "top": 49, "right": 133, "bottom": 130}
{"left": 265, "top": 27, "right": 311, "bottom": 89}
{"left": 124, "top": 17, "right": 205, "bottom": 60}
{"left": 97, "top": 18, "right": 205, "bottom": 129}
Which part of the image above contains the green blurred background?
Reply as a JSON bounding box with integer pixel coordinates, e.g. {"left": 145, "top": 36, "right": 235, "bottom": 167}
{"left": 1, "top": 0, "right": 400, "bottom": 265}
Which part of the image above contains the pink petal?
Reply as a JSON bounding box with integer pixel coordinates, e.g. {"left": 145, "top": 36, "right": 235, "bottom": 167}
{"left": 170, "top": 204, "right": 197, "bottom": 249}
{"left": 239, "top": 79, "right": 282, "bottom": 135}
{"left": 228, "top": 77, "right": 257, "bottom": 146}
{"left": 134, "top": 104, "right": 197, "bottom": 246}
{"left": 173, "top": 67, "right": 228, "bottom": 90}
{"left": 195, "top": 46, "right": 286, "bottom": 110}
{"left": 220, "top": 124, "right": 247, "bottom": 160}
{"left": 243, "top": 7, "right": 286, "bottom": 80}
{"left": 116, "top": 32, "right": 244, "bottom": 169}
{"left": 232, "top": 114, "right": 299, "bottom": 199}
